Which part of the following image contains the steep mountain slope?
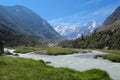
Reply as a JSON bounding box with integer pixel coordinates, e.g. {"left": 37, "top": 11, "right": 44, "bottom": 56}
{"left": 97, "top": 6, "right": 120, "bottom": 32}
{"left": 0, "top": 22, "right": 46, "bottom": 47}
{"left": 0, "top": 5, "right": 62, "bottom": 40}
{"left": 59, "top": 6, "right": 120, "bottom": 49}
{"left": 54, "top": 20, "right": 101, "bottom": 39}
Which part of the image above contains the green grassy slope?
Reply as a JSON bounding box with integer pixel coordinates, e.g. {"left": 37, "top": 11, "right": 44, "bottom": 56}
{"left": 0, "top": 22, "right": 47, "bottom": 47}
{"left": 0, "top": 56, "right": 111, "bottom": 80}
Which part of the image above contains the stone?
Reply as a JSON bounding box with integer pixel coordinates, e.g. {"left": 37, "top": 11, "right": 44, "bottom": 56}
{"left": 45, "top": 61, "right": 51, "bottom": 64}
{"left": 14, "top": 54, "right": 19, "bottom": 56}
{"left": 82, "top": 51, "right": 88, "bottom": 54}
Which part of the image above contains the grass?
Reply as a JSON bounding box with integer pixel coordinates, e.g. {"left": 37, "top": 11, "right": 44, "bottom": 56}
{"left": 94, "top": 54, "right": 120, "bottom": 62}
{"left": 92, "top": 49, "right": 120, "bottom": 62}
{"left": 42, "top": 47, "right": 78, "bottom": 55}
{"left": 0, "top": 55, "right": 112, "bottom": 80}
{"left": 93, "top": 49, "right": 120, "bottom": 55}
{"left": 14, "top": 46, "right": 79, "bottom": 55}
{"left": 100, "top": 49, "right": 120, "bottom": 55}
{"left": 14, "top": 46, "right": 42, "bottom": 53}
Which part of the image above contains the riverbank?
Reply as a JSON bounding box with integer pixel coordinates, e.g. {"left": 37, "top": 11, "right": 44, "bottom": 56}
{"left": 0, "top": 55, "right": 111, "bottom": 80}
{"left": 13, "top": 46, "right": 79, "bottom": 55}
{"left": 7, "top": 50, "right": 120, "bottom": 80}
{"left": 94, "top": 54, "right": 120, "bottom": 62}
{"left": 93, "top": 49, "right": 120, "bottom": 62}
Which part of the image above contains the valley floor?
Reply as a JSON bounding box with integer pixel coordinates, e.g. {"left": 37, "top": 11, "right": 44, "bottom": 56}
{"left": 6, "top": 49, "right": 120, "bottom": 80}
{"left": 0, "top": 55, "right": 111, "bottom": 80}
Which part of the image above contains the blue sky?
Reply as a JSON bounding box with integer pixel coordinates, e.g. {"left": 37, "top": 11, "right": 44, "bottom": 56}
{"left": 0, "top": 0, "right": 120, "bottom": 25}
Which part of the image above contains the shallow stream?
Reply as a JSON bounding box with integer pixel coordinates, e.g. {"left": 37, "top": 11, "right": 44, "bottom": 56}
{"left": 9, "top": 50, "right": 120, "bottom": 80}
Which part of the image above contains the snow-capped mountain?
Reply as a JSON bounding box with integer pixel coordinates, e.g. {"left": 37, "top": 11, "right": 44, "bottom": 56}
{"left": 54, "top": 20, "right": 101, "bottom": 39}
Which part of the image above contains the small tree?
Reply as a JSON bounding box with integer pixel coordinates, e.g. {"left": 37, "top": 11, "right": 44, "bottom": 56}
{"left": 0, "top": 41, "right": 4, "bottom": 55}
{"left": 81, "top": 33, "right": 84, "bottom": 40}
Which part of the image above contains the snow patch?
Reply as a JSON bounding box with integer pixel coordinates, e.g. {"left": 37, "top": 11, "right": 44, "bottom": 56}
{"left": 53, "top": 20, "right": 101, "bottom": 39}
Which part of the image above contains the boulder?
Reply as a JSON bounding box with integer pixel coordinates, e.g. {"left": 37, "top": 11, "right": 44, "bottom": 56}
{"left": 13, "top": 54, "right": 19, "bottom": 56}
{"left": 45, "top": 61, "right": 51, "bottom": 64}
{"left": 82, "top": 51, "right": 88, "bottom": 54}
{"left": 5, "top": 51, "right": 13, "bottom": 55}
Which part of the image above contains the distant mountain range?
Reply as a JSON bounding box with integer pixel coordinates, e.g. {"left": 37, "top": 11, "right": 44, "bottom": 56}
{"left": 54, "top": 20, "right": 101, "bottom": 39}
{"left": 0, "top": 5, "right": 62, "bottom": 40}
{"left": 59, "top": 6, "right": 120, "bottom": 49}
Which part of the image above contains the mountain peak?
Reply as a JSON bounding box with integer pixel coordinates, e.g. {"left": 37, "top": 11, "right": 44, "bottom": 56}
{"left": 86, "top": 20, "right": 101, "bottom": 30}
{"left": 54, "top": 20, "right": 101, "bottom": 39}
{"left": 14, "top": 5, "right": 24, "bottom": 7}
{"left": 0, "top": 5, "right": 62, "bottom": 40}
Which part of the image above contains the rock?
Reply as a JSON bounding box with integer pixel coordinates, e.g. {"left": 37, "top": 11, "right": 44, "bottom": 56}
{"left": 45, "top": 61, "right": 51, "bottom": 64}
{"left": 81, "top": 50, "right": 92, "bottom": 54}
{"left": 82, "top": 51, "right": 88, "bottom": 54}
{"left": 88, "top": 50, "right": 92, "bottom": 53}
{"left": 4, "top": 48, "right": 13, "bottom": 55}
{"left": 104, "top": 46, "right": 109, "bottom": 50}
{"left": 14, "top": 54, "right": 19, "bottom": 56}
{"left": 5, "top": 51, "right": 13, "bottom": 55}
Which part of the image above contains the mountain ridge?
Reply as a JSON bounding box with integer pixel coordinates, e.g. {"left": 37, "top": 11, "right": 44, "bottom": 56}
{"left": 54, "top": 20, "right": 101, "bottom": 39}
{"left": 59, "top": 6, "right": 120, "bottom": 49}
{"left": 97, "top": 6, "right": 120, "bottom": 32}
{"left": 0, "top": 5, "right": 62, "bottom": 40}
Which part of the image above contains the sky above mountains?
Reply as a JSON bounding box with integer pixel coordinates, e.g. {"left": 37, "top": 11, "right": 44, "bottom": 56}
{"left": 0, "top": 0, "right": 120, "bottom": 25}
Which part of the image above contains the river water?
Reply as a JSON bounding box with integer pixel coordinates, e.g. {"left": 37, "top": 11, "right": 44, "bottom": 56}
{"left": 9, "top": 50, "right": 120, "bottom": 80}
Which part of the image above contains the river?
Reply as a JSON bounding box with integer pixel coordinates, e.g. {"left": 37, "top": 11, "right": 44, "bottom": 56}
{"left": 8, "top": 50, "right": 120, "bottom": 80}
